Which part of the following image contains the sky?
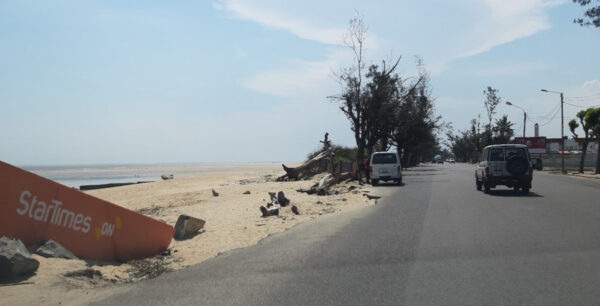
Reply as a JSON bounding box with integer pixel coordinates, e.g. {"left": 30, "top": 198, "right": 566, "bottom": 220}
{"left": 1, "top": 0, "right": 599, "bottom": 165}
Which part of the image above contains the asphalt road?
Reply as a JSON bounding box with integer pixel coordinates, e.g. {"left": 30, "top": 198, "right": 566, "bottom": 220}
{"left": 97, "top": 164, "right": 600, "bottom": 305}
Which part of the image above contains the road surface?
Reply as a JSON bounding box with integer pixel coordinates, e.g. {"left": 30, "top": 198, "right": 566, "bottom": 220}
{"left": 97, "top": 163, "right": 600, "bottom": 305}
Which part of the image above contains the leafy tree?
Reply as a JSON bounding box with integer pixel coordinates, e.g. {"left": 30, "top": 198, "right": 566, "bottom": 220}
{"left": 492, "top": 115, "right": 515, "bottom": 144}
{"left": 330, "top": 16, "right": 441, "bottom": 169}
{"left": 446, "top": 119, "right": 481, "bottom": 163}
{"left": 389, "top": 60, "right": 439, "bottom": 166}
{"left": 363, "top": 59, "right": 402, "bottom": 155}
{"left": 446, "top": 113, "right": 513, "bottom": 163}
{"left": 583, "top": 107, "right": 600, "bottom": 173}
{"left": 573, "top": 0, "right": 600, "bottom": 27}
{"left": 568, "top": 108, "right": 594, "bottom": 173}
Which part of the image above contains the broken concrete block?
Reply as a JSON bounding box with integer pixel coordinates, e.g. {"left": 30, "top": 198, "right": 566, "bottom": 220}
{"left": 35, "top": 239, "right": 77, "bottom": 260}
{"left": 0, "top": 236, "right": 40, "bottom": 279}
{"left": 174, "top": 215, "right": 206, "bottom": 240}
{"left": 260, "top": 205, "right": 279, "bottom": 217}
{"left": 268, "top": 192, "right": 277, "bottom": 202}
{"left": 277, "top": 191, "right": 290, "bottom": 207}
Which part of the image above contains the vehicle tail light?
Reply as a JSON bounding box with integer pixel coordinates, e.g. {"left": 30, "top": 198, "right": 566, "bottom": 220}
{"left": 524, "top": 167, "right": 532, "bottom": 179}
{"left": 485, "top": 166, "right": 489, "bottom": 176}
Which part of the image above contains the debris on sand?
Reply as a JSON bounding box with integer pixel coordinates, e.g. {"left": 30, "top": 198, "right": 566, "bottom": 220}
{"left": 174, "top": 215, "right": 206, "bottom": 240}
{"left": 0, "top": 236, "right": 39, "bottom": 279}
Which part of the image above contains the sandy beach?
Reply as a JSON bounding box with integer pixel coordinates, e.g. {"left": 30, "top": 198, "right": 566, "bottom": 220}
{"left": 1, "top": 164, "right": 377, "bottom": 305}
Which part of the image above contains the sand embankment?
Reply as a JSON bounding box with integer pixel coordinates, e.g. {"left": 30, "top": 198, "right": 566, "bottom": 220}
{"left": 1, "top": 164, "right": 377, "bottom": 305}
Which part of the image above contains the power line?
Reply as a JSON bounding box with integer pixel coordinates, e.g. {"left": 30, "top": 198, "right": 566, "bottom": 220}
{"left": 564, "top": 101, "right": 600, "bottom": 108}
{"left": 528, "top": 101, "right": 561, "bottom": 121}
{"left": 564, "top": 93, "right": 600, "bottom": 99}
{"left": 539, "top": 106, "right": 562, "bottom": 126}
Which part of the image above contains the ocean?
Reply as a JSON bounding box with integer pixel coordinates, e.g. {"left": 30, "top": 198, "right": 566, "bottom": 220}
{"left": 22, "top": 163, "right": 286, "bottom": 189}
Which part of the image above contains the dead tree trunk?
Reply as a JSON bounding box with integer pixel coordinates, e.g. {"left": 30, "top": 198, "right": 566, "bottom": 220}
{"left": 296, "top": 172, "right": 352, "bottom": 195}
{"left": 278, "top": 133, "right": 335, "bottom": 181}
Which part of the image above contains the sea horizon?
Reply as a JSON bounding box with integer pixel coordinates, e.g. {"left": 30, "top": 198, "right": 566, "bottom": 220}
{"left": 18, "top": 161, "right": 297, "bottom": 189}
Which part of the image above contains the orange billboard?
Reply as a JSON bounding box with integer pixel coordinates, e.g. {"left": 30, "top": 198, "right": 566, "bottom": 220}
{"left": 0, "top": 161, "right": 174, "bottom": 262}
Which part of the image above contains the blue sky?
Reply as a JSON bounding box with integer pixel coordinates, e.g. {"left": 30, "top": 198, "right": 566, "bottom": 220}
{"left": 1, "top": 0, "right": 599, "bottom": 165}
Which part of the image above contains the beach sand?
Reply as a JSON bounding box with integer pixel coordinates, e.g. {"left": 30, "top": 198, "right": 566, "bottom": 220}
{"left": 1, "top": 164, "right": 377, "bottom": 305}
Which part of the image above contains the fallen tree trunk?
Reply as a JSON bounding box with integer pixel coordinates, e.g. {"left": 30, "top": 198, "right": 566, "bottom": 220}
{"left": 296, "top": 172, "right": 352, "bottom": 195}
{"left": 277, "top": 149, "right": 332, "bottom": 181}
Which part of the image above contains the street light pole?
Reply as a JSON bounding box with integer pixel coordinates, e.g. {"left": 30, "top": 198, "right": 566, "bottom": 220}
{"left": 541, "top": 89, "right": 566, "bottom": 174}
{"left": 560, "top": 92, "right": 565, "bottom": 173}
{"left": 523, "top": 112, "right": 527, "bottom": 138}
{"left": 505, "top": 101, "right": 526, "bottom": 138}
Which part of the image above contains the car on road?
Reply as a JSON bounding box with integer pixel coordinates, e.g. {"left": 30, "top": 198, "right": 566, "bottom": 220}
{"left": 433, "top": 154, "right": 443, "bottom": 164}
{"left": 447, "top": 158, "right": 455, "bottom": 164}
{"left": 369, "top": 151, "right": 402, "bottom": 186}
{"left": 475, "top": 144, "right": 533, "bottom": 194}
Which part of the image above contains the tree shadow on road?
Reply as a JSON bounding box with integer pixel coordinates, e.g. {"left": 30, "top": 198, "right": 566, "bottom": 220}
{"left": 403, "top": 172, "right": 443, "bottom": 176}
{"left": 484, "top": 189, "right": 543, "bottom": 197}
{"left": 370, "top": 183, "right": 404, "bottom": 187}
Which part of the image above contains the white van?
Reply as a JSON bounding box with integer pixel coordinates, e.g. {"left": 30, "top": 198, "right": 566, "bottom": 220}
{"left": 369, "top": 151, "right": 402, "bottom": 186}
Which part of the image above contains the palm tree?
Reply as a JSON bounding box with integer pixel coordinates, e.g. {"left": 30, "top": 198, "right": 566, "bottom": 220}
{"left": 492, "top": 115, "right": 514, "bottom": 144}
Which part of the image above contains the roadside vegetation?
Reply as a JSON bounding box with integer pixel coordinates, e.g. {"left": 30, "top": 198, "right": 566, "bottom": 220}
{"left": 568, "top": 107, "right": 600, "bottom": 174}
{"left": 446, "top": 87, "right": 516, "bottom": 163}
{"left": 327, "top": 16, "right": 444, "bottom": 168}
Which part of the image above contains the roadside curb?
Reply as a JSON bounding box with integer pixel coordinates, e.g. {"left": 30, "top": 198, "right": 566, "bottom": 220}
{"left": 543, "top": 171, "right": 600, "bottom": 180}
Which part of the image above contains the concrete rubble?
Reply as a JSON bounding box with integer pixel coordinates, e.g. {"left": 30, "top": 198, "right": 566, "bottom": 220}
{"left": 260, "top": 191, "right": 293, "bottom": 217}
{"left": 34, "top": 239, "right": 78, "bottom": 260}
{"left": 174, "top": 215, "right": 206, "bottom": 240}
{"left": 0, "top": 236, "right": 40, "bottom": 279}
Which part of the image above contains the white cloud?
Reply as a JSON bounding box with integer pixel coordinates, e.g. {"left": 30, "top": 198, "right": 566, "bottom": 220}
{"left": 581, "top": 80, "right": 600, "bottom": 91}
{"left": 468, "top": 62, "right": 552, "bottom": 77}
{"left": 242, "top": 60, "right": 332, "bottom": 97}
{"left": 215, "top": 0, "right": 345, "bottom": 45}
{"left": 214, "top": 0, "right": 568, "bottom": 80}
{"left": 458, "top": 0, "right": 563, "bottom": 58}
{"left": 242, "top": 48, "right": 353, "bottom": 97}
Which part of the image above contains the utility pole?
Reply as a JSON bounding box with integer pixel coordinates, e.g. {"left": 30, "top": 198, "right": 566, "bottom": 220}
{"left": 541, "top": 89, "right": 566, "bottom": 174}
{"left": 523, "top": 112, "right": 527, "bottom": 138}
{"left": 560, "top": 92, "right": 565, "bottom": 174}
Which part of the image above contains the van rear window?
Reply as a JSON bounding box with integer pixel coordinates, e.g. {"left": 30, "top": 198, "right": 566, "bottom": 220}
{"left": 504, "top": 148, "right": 527, "bottom": 159}
{"left": 372, "top": 153, "right": 397, "bottom": 164}
{"left": 489, "top": 148, "right": 504, "bottom": 161}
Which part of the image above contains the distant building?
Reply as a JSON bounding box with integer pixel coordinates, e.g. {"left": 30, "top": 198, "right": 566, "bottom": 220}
{"left": 545, "top": 138, "right": 598, "bottom": 154}
{"left": 514, "top": 137, "right": 547, "bottom": 154}
{"left": 514, "top": 137, "right": 598, "bottom": 155}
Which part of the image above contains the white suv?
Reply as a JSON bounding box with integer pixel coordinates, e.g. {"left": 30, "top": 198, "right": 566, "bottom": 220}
{"left": 475, "top": 144, "right": 533, "bottom": 194}
{"left": 369, "top": 151, "right": 402, "bottom": 186}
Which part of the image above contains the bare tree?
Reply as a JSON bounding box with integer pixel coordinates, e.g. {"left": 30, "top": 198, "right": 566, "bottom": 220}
{"left": 483, "top": 87, "right": 501, "bottom": 131}
{"left": 329, "top": 14, "right": 369, "bottom": 166}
